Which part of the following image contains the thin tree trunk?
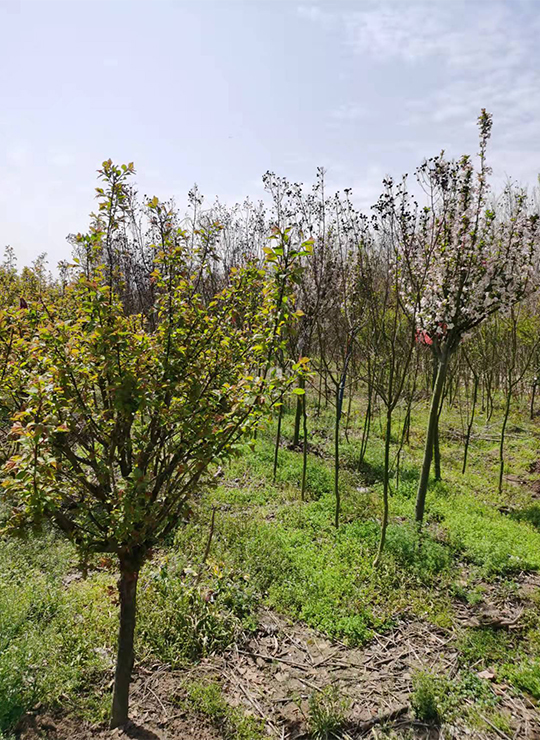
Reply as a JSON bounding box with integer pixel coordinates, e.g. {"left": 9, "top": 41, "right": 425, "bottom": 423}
{"left": 396, "top": 402, "right": 411, "bottom": 493}
{"left": 334, "top": 386, "right": 341, "bottom": 528}
{"left": 359, "top": 385, "right": 372, "bottom": 466}
{"left": 324, "top": 374, "right": 329, "bottom": 408}
{"left": 432, "top": 357, "right": 442, "bottom": 481}
{"left": 344, "top": 390, "right": 353, "bottom": 443}
{"left": 531, "top": 379, "right": 537, "bottom": 420}
{"left": 415, "top": 353, "right": 449, "bottom": 524}
{"left": 334, "top": 342, "right": 354, "bottom": 528}
{"left": 403, "top": 399, "right": 411, "bottom": 446}
{"left": 462, "top": 374, "right": 478, "bottom": 474}
{"left": 486, "top": 378, "right": 494, "bottom": 422}
{"left": 301, "top": 390, "right": 308, "bottom": 501}
{"left": 433, "top": 421, "right": 441, "bottom": 481}
{"left": 293, "top": 377, "right": 305, "bottom": 446}
{"left": 374, "top": 405, "right": 392, "bottom": 567}
{"left": 273, "top": 402, "right": 283, "bottom": 482}
{"left": 111, "top": 554, "right": 141, "bottom": 729}
{"left": 498, "top": 384, "right": 513, "bottom": 495}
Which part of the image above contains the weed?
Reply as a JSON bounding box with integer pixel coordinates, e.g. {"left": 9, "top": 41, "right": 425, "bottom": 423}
{"left": 307, "top": 685, "right": 350, "bottom": 739}
{"left": 137, "top": 560, "right": 247, "bottom": 664}
{"left": 506, "top": 659, "right": 540, "bottom": 699}
{"left": 457, "top": 627, "right": 514, "bottom": 667}
{"left": 432, "top": 494, "right": 540, "bottom": 575}
{"left": 410, "top": 671, "right": 444, "bottom": 723}
{"left": 179, "top": 680, "right": 265, "bottom": 740}
{"left": 410, "top": 669, "right": 495, "bottom": 725}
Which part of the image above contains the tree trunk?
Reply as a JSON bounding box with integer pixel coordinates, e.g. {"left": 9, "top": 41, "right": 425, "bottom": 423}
{"left": 498, "top": 384, "right": 513, "bottom": 495}
{"left": 433, "top": 421, "right": 441, "bottom": 481}
{"left": 334, "top": 342, "right": 353, "bottom": 528}
{"left": 111, "top": 554, "right": 141, "bottom": 729}
{"left": 344, "top": 390, "right": 353, "bottom": 443}
{"left": 486, "top": 378, "right": 494, "bottom": 422}
{"left": 531, "top": 379, "right": 537, "bottom": 420}
{"left": 273, "top": 403, "right": 283, "bottom": 482}
{"left": 431, "top": 357, "right": 442, "bottom": 481}
{"left": 301, "top": 389, "right": 308, "bottom": 501}
{"left": 334, "top": 385, "right": 341, "bottom": 528}
{"left": 374, "top": 405, "right": 392, "bottom": 567}
{"left": 415, "top": 353, "right": 449, "bottom": 524}
{"left": 462, "top": 374, "right": 478, "bottom": 474}
{"left": 396, "top": 402, "right": 411, "bottom": 494}
{"left": 359, "top": 385, "right": 372, "bottom": 466}
{"left": 293, "top": 376, "right": 306, "bottom": 446}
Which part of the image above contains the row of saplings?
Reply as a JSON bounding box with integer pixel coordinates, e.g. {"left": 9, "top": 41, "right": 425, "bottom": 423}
{"left": 2, "top": 113, "right": 539, "bottom": 728}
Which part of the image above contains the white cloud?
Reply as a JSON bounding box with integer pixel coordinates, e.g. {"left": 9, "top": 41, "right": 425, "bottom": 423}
{"left": 303, "top": 1, "right": 540, "bottom": 72}
{"left": 302, "top": 1, "right": 540, "bottom": 188}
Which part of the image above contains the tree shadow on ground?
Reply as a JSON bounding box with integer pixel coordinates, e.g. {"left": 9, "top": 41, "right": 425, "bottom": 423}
{"left": 121, "top": 722, "right": 161, "bottom": 740}
{"left": 510, "top": 503, "right": 540, "bottom": 530}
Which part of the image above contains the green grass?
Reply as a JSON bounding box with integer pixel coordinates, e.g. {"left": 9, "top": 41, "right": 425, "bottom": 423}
{"left": 506, "top": 659, "right": 540, "bottom": 700}
{"left": 174, "top": 680, "right": 265, "bottom": 740}
{"left": 0, "top": 531, "right": 116, "bottom": 729}
{"left": 306, "top": 685, "right": 350, "bottom": 739}
{"left": 432, "top": 492, "right": 540, "bottom": 574}
{"left": 2, "top": 391, "right": 540, "bottom": 732}
{"left": 411, "top": 669, "right": 497, "bottom": 724}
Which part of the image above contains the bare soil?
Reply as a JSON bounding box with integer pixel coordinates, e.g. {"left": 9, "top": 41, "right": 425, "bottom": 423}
{"left": 17, "top": 596, "right": 540, "bottom": 740}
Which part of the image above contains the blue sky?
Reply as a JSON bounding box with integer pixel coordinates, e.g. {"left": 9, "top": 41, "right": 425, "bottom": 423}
{"left": 2, "top": 0, "right": 539, "bottom": 267}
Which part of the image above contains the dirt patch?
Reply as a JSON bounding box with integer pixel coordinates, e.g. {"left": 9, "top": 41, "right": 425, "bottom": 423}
{"left": 17, "top": 607, "right": 540, "bottom": 739}
{"left": 453, "top": 571, "right": 540, "bottom": 629}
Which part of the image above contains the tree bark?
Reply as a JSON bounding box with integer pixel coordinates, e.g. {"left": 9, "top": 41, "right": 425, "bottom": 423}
{"left": 111, "top": 553, "right": 142, "bottom": 729}
{"left": 293, "top": 376, "right": 305, "bottom": 446}
{"left": 432, "top": 357, "right": 442, "bottom": 481}
{"left": 433, "top": 421, "right": 441, "bottom": 481}
{"left": 334, "top": 342, "right": 353, "bottom": 528}
{"left": 344, "top": 389, "right": 353, "bottom": 443}
{"left": 359, "top": 384, "right": 372, "bottom": 466}
{"left": 415, "top": 353, "right": 449, "bottom": 524}
{"left": 301, "top": 389, "right": 308, "bottom": 501}
{"left": 273, "top": 402, "right": 283, "bottom": 482}
{"left": 334, "top": 385, "right": 341, "bottom": 528}
{"left": 498, "top": 384, "right": 513, "bottom": 495}
{"left": 374, "top": 405, "right": 392, "bottom": 567}
{"left": 462, "top": 374, "right": 478, "bottom": 474}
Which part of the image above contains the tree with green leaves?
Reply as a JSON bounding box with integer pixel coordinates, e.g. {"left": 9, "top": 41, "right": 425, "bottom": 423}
{"left": 1, "top": 162, "right": 305, "bottom": 728}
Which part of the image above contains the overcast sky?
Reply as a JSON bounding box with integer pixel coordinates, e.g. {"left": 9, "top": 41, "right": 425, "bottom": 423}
{"left": 2, "top": 0, "right": 539, "bottom": 268}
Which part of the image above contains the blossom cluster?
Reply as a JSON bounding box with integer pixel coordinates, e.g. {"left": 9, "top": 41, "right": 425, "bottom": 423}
{"left": 388, "top": 134, "right": 540, "bottom": 351}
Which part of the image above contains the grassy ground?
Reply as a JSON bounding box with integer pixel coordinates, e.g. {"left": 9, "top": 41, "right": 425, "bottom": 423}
{"left": 2, "top": 388, "right": 540, "bottom": 736}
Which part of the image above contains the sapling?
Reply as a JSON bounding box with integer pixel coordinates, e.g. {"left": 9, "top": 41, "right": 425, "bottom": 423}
{"left": 391, "top": 111, "right": 539, "bottom": 522}
{"left": 1, "top": 162, "right": 305, "bottom": 728}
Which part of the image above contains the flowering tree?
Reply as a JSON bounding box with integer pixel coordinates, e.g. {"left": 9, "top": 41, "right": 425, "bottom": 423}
{"left": 392, "top": 111, "right": 540, "bottom": 522}
{"left": 1, "top": 163, "right": 304, "bottom": 728}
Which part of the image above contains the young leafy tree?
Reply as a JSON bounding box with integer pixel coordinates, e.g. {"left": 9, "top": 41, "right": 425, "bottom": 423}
{"left": 393, "top": 111, "right": 540, "bottom": 523}
{"left": 357, "top": 205, "right": 417, "bottom": 567}
{"left": 496, "top": 307, "right": 540, "bottom": 494}
{"left": 0, "top": 251, "right": 44, "bottom": 469}
{"left": 1, "top": 163, "right": 304, "bottom": 728}
{"left": 0, "top": 303, "right": 23, "bottom": 468}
